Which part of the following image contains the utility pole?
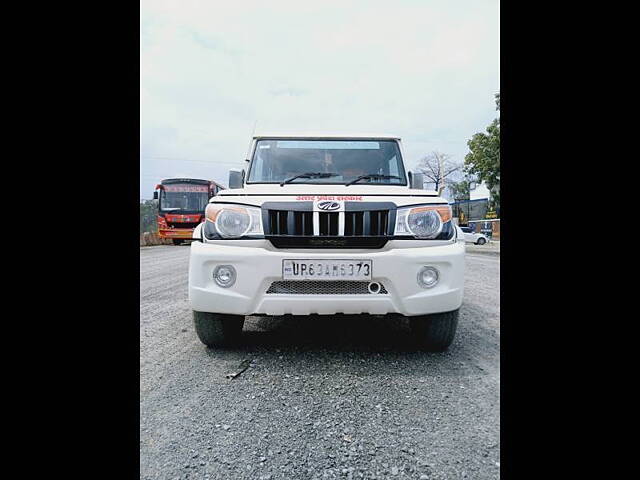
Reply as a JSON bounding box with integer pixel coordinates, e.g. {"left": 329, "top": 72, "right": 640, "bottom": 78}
{"left": 438, "top": 154, "right": 445, "bottom": 197}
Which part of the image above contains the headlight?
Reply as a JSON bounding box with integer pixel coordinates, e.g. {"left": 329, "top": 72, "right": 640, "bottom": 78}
{"left": 394, "top": 205, "right": 452, "bottom": 239}
{"left": 204, "top": 204, "right": 263, "bottom": 239}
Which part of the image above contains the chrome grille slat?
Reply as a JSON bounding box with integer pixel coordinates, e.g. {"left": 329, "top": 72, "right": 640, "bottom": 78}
{"left": 266, "top": 281, "right": 389, "bottom": 295}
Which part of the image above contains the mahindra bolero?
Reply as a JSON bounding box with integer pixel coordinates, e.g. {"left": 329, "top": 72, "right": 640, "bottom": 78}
{"left": 189, "top": 135, "right": 465, "bottom": 351}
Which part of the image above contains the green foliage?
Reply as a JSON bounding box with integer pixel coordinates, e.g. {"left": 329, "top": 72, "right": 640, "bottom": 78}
{"left": 140, "top": 200, "right": 158, "bottom": 234}
{"left": 448, "top": 180, "right": 470, "bottom": 201}
{"left": 464, "top": 92, "right": 500, "bottom": 210}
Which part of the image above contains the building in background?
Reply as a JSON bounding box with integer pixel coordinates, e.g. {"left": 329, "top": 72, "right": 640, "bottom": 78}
{"left": 470, "top": 181, "right": 491, "bottom": 201}
{"left": 468, "top": 181, "right": 499, "bottom": 240}
{"left": 449, "top": 181, "right": 500, "bottom": 240}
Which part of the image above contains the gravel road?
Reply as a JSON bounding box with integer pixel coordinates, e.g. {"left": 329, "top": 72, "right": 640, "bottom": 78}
{"left": 140, "top": 245, "right": 500, "bottom": 480}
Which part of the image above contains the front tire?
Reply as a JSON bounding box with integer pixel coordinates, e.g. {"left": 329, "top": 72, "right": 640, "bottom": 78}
{"left": 476, "top": 238, "right": 486, "bottom": 245}
{"left": 410, "top": 309, "right": 459, "bottom": 351}
{"left": 193, "top": 311, "right": 244, "bottom": 347}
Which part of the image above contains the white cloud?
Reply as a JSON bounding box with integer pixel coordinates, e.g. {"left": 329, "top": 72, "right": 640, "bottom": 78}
{"left": 140, "top": 0, "right": 499, "bottom": 197}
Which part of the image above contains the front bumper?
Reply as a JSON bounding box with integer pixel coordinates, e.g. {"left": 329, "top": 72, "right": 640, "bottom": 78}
{"left": 188, "top": 240, "right": 464, "bottom": 317}
{"left": 158, "top": 228, "right": 194, "bottom": 239}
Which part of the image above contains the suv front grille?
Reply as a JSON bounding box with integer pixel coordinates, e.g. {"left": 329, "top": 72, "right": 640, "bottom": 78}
{"left": 262, "top": 201, "right": 396, "bottom": 248}
{"left": 266, "top": 280, "right": 389, "bottom": 295}
{"left": 266, "top": 210, "right": 389, "bottom": 237}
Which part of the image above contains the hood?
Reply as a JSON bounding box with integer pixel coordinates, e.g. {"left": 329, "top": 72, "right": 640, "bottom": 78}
{"left": 213, "top": 184, "right": 445, "bottom": 207}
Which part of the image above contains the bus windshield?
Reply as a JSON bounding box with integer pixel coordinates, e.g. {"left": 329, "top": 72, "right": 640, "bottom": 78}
{"left": 247, "top": 139, "right": 407, "bottom": 185}
{"left": 160, "top": 184, "right": 209, "bottom": 212}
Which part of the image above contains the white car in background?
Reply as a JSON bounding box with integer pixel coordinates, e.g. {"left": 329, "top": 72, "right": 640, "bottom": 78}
{"left": 459, "top": 226, "right": 489, "bottom": 245}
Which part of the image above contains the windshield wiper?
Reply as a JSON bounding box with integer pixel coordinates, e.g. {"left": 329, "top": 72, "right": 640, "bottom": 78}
{"left": 345, "top": 174, "right": 401, "bottom": 186}
{"left": 280, "top": 172, "right": 339, "bottom": 186}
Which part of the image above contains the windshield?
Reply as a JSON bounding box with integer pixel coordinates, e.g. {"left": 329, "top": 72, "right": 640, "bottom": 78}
{"left": 247, "top": 139, "right": 407, "bottom": 185}
{"left": 159, "top": 184, "right": 209, "bottom": 212}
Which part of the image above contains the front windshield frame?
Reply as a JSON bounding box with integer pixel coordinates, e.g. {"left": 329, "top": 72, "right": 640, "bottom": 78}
{"left": 159, "top": 184, "right": 210, "bottom": 214}
{"left": 246, "top": 138, "right": 408, "bottom": 186}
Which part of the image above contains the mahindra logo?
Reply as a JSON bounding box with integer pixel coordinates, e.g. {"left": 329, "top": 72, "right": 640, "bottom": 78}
{"left": 317, "top": 201, "right": 340, "bottom": 211}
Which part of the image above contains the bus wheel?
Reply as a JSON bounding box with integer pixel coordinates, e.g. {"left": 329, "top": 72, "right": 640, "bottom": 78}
{"left": 172, "top": 239, "right": 183, "bottom": 246}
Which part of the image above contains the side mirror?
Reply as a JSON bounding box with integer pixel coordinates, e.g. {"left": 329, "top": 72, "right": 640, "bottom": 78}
{"left": 153, "top": 191, "right": 158, "bottom": 200}
{"left": 410, "top": 172, "right": 424, "bottom": 189}
{"left": 229, "top": 169, "right": 244, "bottom": 189}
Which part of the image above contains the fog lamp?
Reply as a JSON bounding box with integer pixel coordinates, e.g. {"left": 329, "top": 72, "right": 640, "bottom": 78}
{"left": 417, "top": 266, "right": 439, "bottom": 289}
{"left": 213, "top": 265, "right": 236, "bottom": 288}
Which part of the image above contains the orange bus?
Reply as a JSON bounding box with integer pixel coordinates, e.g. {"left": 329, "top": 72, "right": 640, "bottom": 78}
{"left": 153, "top": 178, "right": 225, "bottom": 245}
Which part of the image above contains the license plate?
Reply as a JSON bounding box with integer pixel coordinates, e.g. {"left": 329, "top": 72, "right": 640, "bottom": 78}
{"left": 282, "top": 259, "right": 372, "bottom": 280}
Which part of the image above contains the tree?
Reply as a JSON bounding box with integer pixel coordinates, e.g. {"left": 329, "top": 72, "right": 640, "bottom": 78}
{"left": 416, "top": 151, "right": 462, "bottom": 194}
{"left": 448, "top": 176, "right": 475, "bottom": 202}
{"left": 140, "top": 200, "right": 158, "bottom": 234}
{"left": 464, "top": 92, "right": 500, "bottom": 211}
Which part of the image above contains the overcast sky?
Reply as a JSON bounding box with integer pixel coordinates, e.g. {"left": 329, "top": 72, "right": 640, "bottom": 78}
{"left": 140, "top": 0, "right": 499, "bottom": 199}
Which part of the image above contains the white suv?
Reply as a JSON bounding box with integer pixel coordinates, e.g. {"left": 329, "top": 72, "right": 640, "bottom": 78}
{"left": 188, "top": 134, "right": 465, "bottom": 351}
